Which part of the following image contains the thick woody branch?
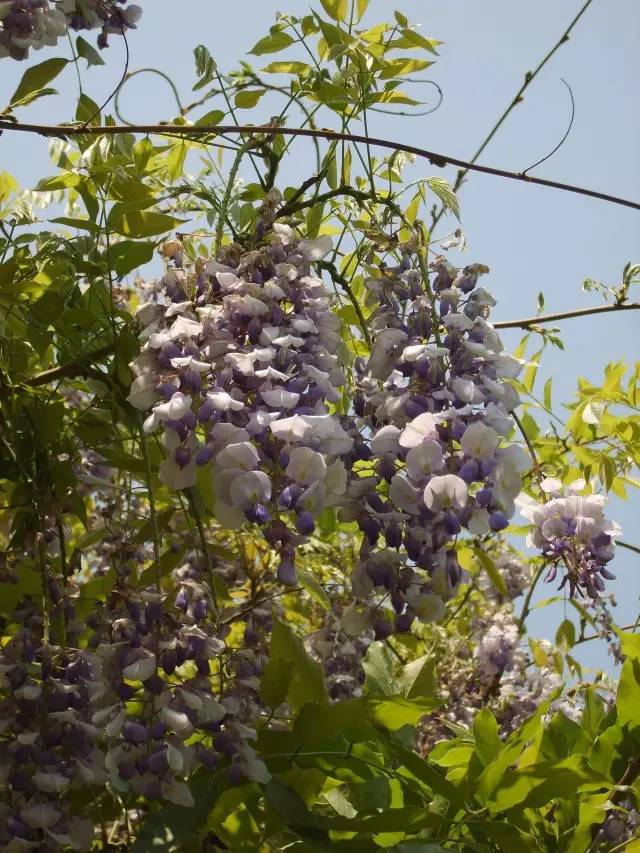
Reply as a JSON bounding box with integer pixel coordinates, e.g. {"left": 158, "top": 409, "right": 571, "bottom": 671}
{"left": 0, "top": 120, "right": 638, "bottom": 212}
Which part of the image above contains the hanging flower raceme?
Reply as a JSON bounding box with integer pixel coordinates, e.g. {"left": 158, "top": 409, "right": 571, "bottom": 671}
{"left": 0, "top": 599, "right": 101, "bottom": 851}
{"left": 344, "top": 253, "right": 529, "bottom": 635}
{"left": 128, "top": 224, "right": 354, "bottom": 586}
{"left": 0, "top": 0, "right": 142, "bottom": 60}
{"left": 517, "top": 477, "right": 621, "bottom": 597}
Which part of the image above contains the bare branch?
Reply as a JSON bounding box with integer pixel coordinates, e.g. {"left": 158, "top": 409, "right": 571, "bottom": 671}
{"left": 0, "top": 120, "right": 638, "bottom": 212}
{"left": 494, "top": 301, "right": 640, "bottom": 329}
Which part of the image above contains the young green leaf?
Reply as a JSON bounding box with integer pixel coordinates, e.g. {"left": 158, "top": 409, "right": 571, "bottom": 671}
{"left": 319, "top": 0, "right": 348, "bottom": 22}
{"left": 10, "top": 57, "right": 68, "bottom": 106}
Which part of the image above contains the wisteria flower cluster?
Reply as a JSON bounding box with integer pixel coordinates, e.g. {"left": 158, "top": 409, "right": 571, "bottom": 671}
{"left": 0, "top": 546, "right": 274, "bottom": 850}
{"left": 344, "top": 255, "right": 530, "bottom": 635}
{"left": 0, "top": 0, "right": 141, "bottom": 60}
{"left": 126, "top": 214, "right": 557, "bottom": 646}
{"left": 417, "top": 547, "right": 594, "bottom": 754}
{"left": 517, "top": 477, "right": 621, "bottom": 597}
{"left": 128, "top": 217, "right": 353, "bottom": 587}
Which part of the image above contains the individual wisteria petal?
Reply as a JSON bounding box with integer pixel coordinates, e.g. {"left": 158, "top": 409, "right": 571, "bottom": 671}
{"left": 371, "top": 424, "right": 402, "bottom": 456}
{"left": 423, "top": 474, "right": 468, "bottom": 512}
{"left": 460, "top": 421, "right": 500, "bottom": 460}
{"left": 207, "top": 390, "right": 245, "bottom": 411}
{"left": 286, "top": 446, "right": 327, "bottom": 484}
{"left": 122, "top": 655, "right": 157, "bottom": 682}
{"left": 216, "top": 442, "right": 260, "bottom": 472}
{"left": 406, "top": 440, "right": 444, "bottom": 478}
{"left": 229, "top": 470, "right": 272, "bottom": 507}
{"left": 399, "top": 413, "right": 437, "bottom": 448}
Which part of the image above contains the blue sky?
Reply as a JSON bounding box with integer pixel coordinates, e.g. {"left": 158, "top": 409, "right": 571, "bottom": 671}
{"left": 1, "top": 0, "right": 638, "bottom": 672}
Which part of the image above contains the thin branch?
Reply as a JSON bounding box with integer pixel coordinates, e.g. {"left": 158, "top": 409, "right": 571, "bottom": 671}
{"left": 317, "top": 259, "right": 372, "bottom": 347}
{"left": 429, "top": 0, "right": 596, "bottom": 230}
{"left": 0, "top": 120, "right": 638, "bottom": 212}
{"left": 516, "top": 563, "right": 546, "bottom": 634}
{"left": 512, "top": 409, "right": 543, "bottom": 479}
{"left": 618, "top": 540, "right": 640, "bottom": 556}
{"left": 494, "top": 301, "right": 640, "bottom": 329}
{"left": 573, "top": 622, "right": 638, "bottom": 645}
{"left": 0, "top": 343, "right": 116, "bottom": 396}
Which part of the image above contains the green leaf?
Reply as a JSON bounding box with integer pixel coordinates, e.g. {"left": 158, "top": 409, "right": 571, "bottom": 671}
{"left": 473, "top": 710, "right": 501, "bottom": 767}
{"left": 261, "top": 619, "right": 327, "bottom": 711}
{"left": 297, "top": 569, "right": 330, "bottom": 611}
{"left": 475, "top": 548, "right": 508, "bottom": 597}
{"left": 167, "top": 141, "right": 188, "bottom": 181}
{"left": 137, "top": 545, "right": 186, "bottom": 588}
{"left": 363, "top": 642, "right": 397, "bottom": 695}
{"left": 488, "top": 755, "right": 594, "bottom": 813}
{"left": 389, "top": 742, "right": 463, "bottom": 805}
{"left": 109, "top": 209, "right": 186, "bottom": 238}
{"left": 476, "top": 821, "right": 540, "bottom": 853}
{"left": 234, "top": 89, "right": 266, "bottom": 108}
{"left": 264, "top": 778, "right": 320, "bottom": 829}
{"left": 620, "top": 631, "right": 640, "bottom": 660}
{"left": 396, "top": 654, "right": 436, "bottom": 699}
{"left": 378, "top": 58, "right": 433, "bottom": 80}
{"left": 131, "top": 769, "right": 225, "bottom": 851}
{"left": 319, "top": 0, "right": 348, "bottom": 21}
{"left": 195, "top": 109, "right": 225, "bottom": 127}
{"left": 51, "top": 217, "right": 100, "bottom": 234}
{"left": 581, "top": 687, "right": 606, "bottom": 738}
{"left": 8, "top": 87, "right": 59, "bottom": 109}
{"left": 367, "top": 695, "right": 439, "bottom": 729}
{"left": 616, "top": 655, "right": 640, "bottom": 727}
{"left": 262, "top": 61, "right": 311, "bottom": 74}
{"left": 566, "top": 792, "right": 611, "bottom": 853}
{"left": 133, "top": 509, "right": 175, "bottom": 545}
{"left": 292, "top": 699, "right": 372, "bottom": 747}
{"left": 0, "top": 568, "right": 42, "bottom": 616}
{"left": 398, "top": 29, "right": 440, "bottom": 55}
{"left": 10, "top": 57, "right": 68, "bottom": 106}
{"left": 109, "top": 240, "right": 155, "bottom": 277}
{"left": 249, "top": 30, "right": 295, "bottom": 56}
{"left": 556, "top": 618, "right": 576, "bottom": 651}
{"left": 75, "top": 93, "right": 101, "bottom": 125}
{"left": 75, "top": 36, "right": 105, "bottom": 67}
{"left": 0, "top": 171, "right": 18, "bottom": 201}
{"left": 193, "top": 44, "right": 217, "bottom": 91}
{"left": 426, "top": 176, "right": 460, "bottom": 220}
{"left": 305, "top": 201, "right": 325, "bottom": 239}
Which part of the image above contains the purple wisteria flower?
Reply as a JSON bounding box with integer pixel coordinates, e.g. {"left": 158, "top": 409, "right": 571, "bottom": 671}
{"left": 342, "top": 252, "right": 529, "bottom": 635}
{"left": 0, "top": 0, "right": 141, "bottom": 60}
{"left": 517, "top": 477, "right": 621, "bottom": 597}
{"left": 128, "top": 225, "right": 353, "bottom": 585}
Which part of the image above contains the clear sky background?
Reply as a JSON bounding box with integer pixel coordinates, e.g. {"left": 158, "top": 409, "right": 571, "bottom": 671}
{"left": 1, "top": 0, "right": 638, "bottom": 674}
